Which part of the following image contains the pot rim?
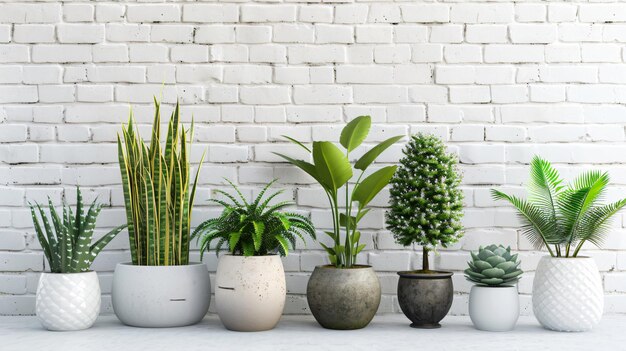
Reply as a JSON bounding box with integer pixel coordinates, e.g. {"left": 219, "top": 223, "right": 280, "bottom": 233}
{"left": 471, "top": 284, "right": 517, "bottom": 289}
{"left": 116, "top": 262, "right": 207, "bottom": 269}
{"left": 397, "top": 270, "right": 453, "bottom": 279}
{"left": 315, "top": 264, "right": 372, "bottom": 270}
{"left": 41, "top": 270, "right": 96, "bottom": 275}
{"left": 218, "top": 253, "right": 281, "bottom": 258}
{"left": 541, "top": 255, "right": 592, "bottom": 259}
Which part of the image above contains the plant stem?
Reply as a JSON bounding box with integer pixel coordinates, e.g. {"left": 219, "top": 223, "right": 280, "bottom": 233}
{"left": 422, "top": 246, "right": 429, "bottom": 271}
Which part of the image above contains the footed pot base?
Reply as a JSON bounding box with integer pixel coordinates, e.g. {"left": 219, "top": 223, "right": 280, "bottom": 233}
{"left": 411, "top": 323, "right": 441, "bottom": 329}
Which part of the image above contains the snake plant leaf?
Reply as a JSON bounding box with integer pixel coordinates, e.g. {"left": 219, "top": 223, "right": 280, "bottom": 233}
{"left": 283, "top": 135, "right": 311, "bottom": 153}
{"left": 352, "top": 165, "right": 397, "bottom": 210}
{"left": 340, "top": 116, "right": 371, "bottom": 152}
{"left": 312, "top": 141, "right": 352, "bottom": 192}
{"left": 354, "top": 135, "right": 403, "bottom": 171}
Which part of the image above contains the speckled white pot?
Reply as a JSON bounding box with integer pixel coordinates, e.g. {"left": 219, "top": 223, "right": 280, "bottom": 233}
{"left": 36, "top": 271, "right": 100, "bottom": 331}
{"left": 215, "top": 255, "right": 286, "bottom": 332}
{"left": 533, "top": 256, "right": 603, "bottom": 332}
{"left": 112, "top": 263, "right": 211, "bottom": 328}
{"left": 469, "top": 285, "right": 519, "bottom": 332}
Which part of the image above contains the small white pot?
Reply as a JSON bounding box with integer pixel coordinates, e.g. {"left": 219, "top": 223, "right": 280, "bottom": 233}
{"left": 112, "top": 262, "right": 211, "bottom": 328}
{"left": 533, "top": 256, "right": 603, "bottom": 332}
{"left": 215, "top": 255, "right": 286, "bottom": 332}
{"left": 36, "top": 271, "right": 100, "bottom": 331}
{"left": 469, "top": 285, "right": 519, "bottom": 331}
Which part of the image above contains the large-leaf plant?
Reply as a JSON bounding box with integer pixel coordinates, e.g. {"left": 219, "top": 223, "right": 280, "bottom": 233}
{"left": 492, "top": 156, "right": 626, "bottom": 257}
{"left": 275, "top": 116, "right": 402, "bottom": 268}
{"left": 192, "top": 180, "right": 316, "bottom": 257}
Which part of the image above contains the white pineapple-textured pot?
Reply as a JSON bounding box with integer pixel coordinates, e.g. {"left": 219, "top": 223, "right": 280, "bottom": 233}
{"left": 215, "top": 255, "right": 286, "bottom": 332}
{"left": 112, "top": 262, "right": 211, "bottom": 328}
{"left": 469, "top": 285, "right": 519, "bottom": 332}
{"left": 532, "top": 256, "right": 603, "bottom": 332}
{"left": 36, "top": 271, "right": 101, "bottom": 331}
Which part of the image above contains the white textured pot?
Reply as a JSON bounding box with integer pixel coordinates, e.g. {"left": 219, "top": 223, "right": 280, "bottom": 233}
{"left": 215, "top": 255, "right": 286, "bottom": 331}
{"left": 469, "top": 285, "right": 519, "bottom": 332}
{"left": 532, "top": 256, "right": 603, "bottom": 332}
{"left": 36, "top": 271, "right": 100, "bottom": 331}
{"left": 112, "top": 262, "right": 211, "bottom": 328}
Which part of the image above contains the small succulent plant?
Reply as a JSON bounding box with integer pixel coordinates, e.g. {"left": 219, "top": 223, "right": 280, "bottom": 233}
{"left": 464, "top": 244, "right": 523, "bottom": 287}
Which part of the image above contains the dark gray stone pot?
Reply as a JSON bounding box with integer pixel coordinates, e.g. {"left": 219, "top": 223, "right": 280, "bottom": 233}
{"left": 307, "top": 265, "right": 381, "bottom": 330}
{"left": 397, "top": 271, "right": 453, "bottom": 329}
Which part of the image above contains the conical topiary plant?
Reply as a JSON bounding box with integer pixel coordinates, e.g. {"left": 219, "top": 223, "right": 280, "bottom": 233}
{"left": 465, "top": 245, "right": 523, "bottom": 286}
{"left": 385, "top": 133, "right": 464, "bottom": 272}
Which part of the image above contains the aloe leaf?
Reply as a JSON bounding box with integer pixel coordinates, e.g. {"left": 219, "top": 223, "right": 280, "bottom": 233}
{"left": 90, "top": 224, "right": 126, "bottom": 263}
{"left": 340, "top": 116, "right": 371, "bottom": 152}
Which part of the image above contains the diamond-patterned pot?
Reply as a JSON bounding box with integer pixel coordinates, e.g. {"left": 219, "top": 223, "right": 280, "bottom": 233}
{"left": 36, "top": 271, "right": 101, "bottom": 331}
{"left": 532, "top": 256, "right": 603, "bottom": 332}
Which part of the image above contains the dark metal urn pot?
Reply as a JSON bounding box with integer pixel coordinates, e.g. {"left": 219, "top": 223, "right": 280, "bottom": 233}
{"left": 307, "top": 265, "right": 381, "bottom": 330}
{"left": 397, "top": 271, "right": 454, "bottom": 329}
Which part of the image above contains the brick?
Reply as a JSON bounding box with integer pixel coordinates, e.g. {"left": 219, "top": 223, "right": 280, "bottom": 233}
{"left": 57, "top": 24, "right": 104, "bottom": 44}
{"left": 13, "top": 25, "right": 55, "bottom": 43}
{"left": 182, "top": 4, "right": 238, "bottom": 23}
{"left": 126, "top": 5, "right": 181, "bottom": 23}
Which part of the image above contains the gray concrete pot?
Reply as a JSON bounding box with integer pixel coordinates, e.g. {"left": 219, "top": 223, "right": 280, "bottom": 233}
{"left": 307, "top": 265, "right": 381, "bottom": 330}
{"left": 112, "top": 262, "right": 211, "bottom": 328}
{"left": 397, "top": 271, "right": 453, "bottom": 329}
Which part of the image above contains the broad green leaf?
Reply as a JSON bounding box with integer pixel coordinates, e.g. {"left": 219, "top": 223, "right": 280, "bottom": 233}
{"left": 283, "top": 135, "right": 311, "bottom": 153}
{"left": 273, "top": 153, "right": 324, "bottom": 189}
{"left": 312, "top": 141, "right": 352, "bottom": 192}
{"left": 320, "top": 243, "right": 336, "bottom": 255}
{"left": 352, "top": 165, "right": 397, "bottom": 209}
{"left": 339, "top": 213, "right": 356, "bottom": 228}
{"left": 355, "top": 244, "right": 366, "bottom": 254}
{"left": 340, "top": 116, "right": 371, "bottom": 152}
{"left": 354, "top": 135, "right": 403, "bottom": 171}
{"left": 356, "top": 208, "right": 371, "bottom": 223}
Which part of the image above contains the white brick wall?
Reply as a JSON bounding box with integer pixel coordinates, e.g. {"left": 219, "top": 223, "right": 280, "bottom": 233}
{"left": 2, "top": 0, "right": 626, "bottom": 317}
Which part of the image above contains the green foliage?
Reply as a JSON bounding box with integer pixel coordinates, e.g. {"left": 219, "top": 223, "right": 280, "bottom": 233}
{"left": 385, "top": 133, "right": 464, "bottom": 271}
{"left": 30, "top": 187, "right": 126, "bottom": 273}
{"left": 464, "top": 245, "right": 523, "bottom": 287}
{"left": 275, "top": 116, "right": 402, "bottom": 268}
{"left": 118, "top": 98, "right": 203, "bottom": 266}
{"left": 492, "top": 156, "right": 626, "bottom": 257}
{"left": 192, "top": 180, "right": 316, "bottom": 257}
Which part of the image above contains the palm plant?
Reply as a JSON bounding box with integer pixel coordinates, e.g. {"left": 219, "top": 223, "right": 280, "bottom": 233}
{"left": 192, "top": 180, "right": 316, "bottom": 257}
{"left": 30, "top": 187, "right": 126, "bottom": 273}
{"left": 275, "top": 116, "right": 402, "bottom": 268}
{"left": 492, "top": 156, "right": 626, "bottom": 257}
{"left": 118, "top": 98, "right": 203, "bottom": 266}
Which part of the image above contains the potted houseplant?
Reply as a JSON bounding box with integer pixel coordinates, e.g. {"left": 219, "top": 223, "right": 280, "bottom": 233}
{"left": 386, "top": 133, "right": 464, "bottom": 329}
{"left": 465, "top": 245, "right": 523, "bottom": 332}
{"left": 492, "top": 156, "right": 626, "bottom": 332}
{"left": 193, "top": 180, "right": 316, "bottom": 332}
{"left": 31, "top": 188, "right": 126, "bottom": 331}
{"left": 112, "top": 99, "right": 211, "bottom": 328}
{"left": 276, "top": 115, "right": 402, "bottom": 330}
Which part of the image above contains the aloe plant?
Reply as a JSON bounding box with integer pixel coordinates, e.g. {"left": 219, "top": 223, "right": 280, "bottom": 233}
{"left": 275, "top": 116, "right": 402, "bottom": 268}
{"left": 30, "top": 187, "right": 126, "bottom": 273}
{"left": 492, "top": 156, "right": 626, "bottom": 257}
{"left": 118, "top": 98, "right": 203, "bottom": 266}
{"left": 193, "top": 180, "right": 316, "bottom": 257}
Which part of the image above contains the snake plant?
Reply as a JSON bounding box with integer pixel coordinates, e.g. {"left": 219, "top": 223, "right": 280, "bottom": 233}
{"left": 193, "top": 180, "right": 316, "bottom": 257}
{"left": 275, "top": 116, "right": 402, "bottom": 268}
{"left": 118, "top": 98, "right": 203, "bottom": 266}
{"left": 30, "top": 187, "right": 126, "bottom": 273}
{"left": 492, "top": 156, "right": 626, "bottom": 257}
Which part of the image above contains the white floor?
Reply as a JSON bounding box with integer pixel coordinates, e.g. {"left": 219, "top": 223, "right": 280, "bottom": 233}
{"left": 2, "top": 314, "right": 625, "bottom": 351}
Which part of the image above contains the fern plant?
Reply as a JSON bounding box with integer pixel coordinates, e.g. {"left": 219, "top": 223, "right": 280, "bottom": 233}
{"left": 492, "top": 156, "right": 626, "bottom": 257}
{"left": 118, "top": 98, "right": 203, "bottom": 266}
{"left": 30, "top": 187, "right": 126, "bottom": 273}
{"left": 192, "top": 180, "right": 316, "bottom": 257}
